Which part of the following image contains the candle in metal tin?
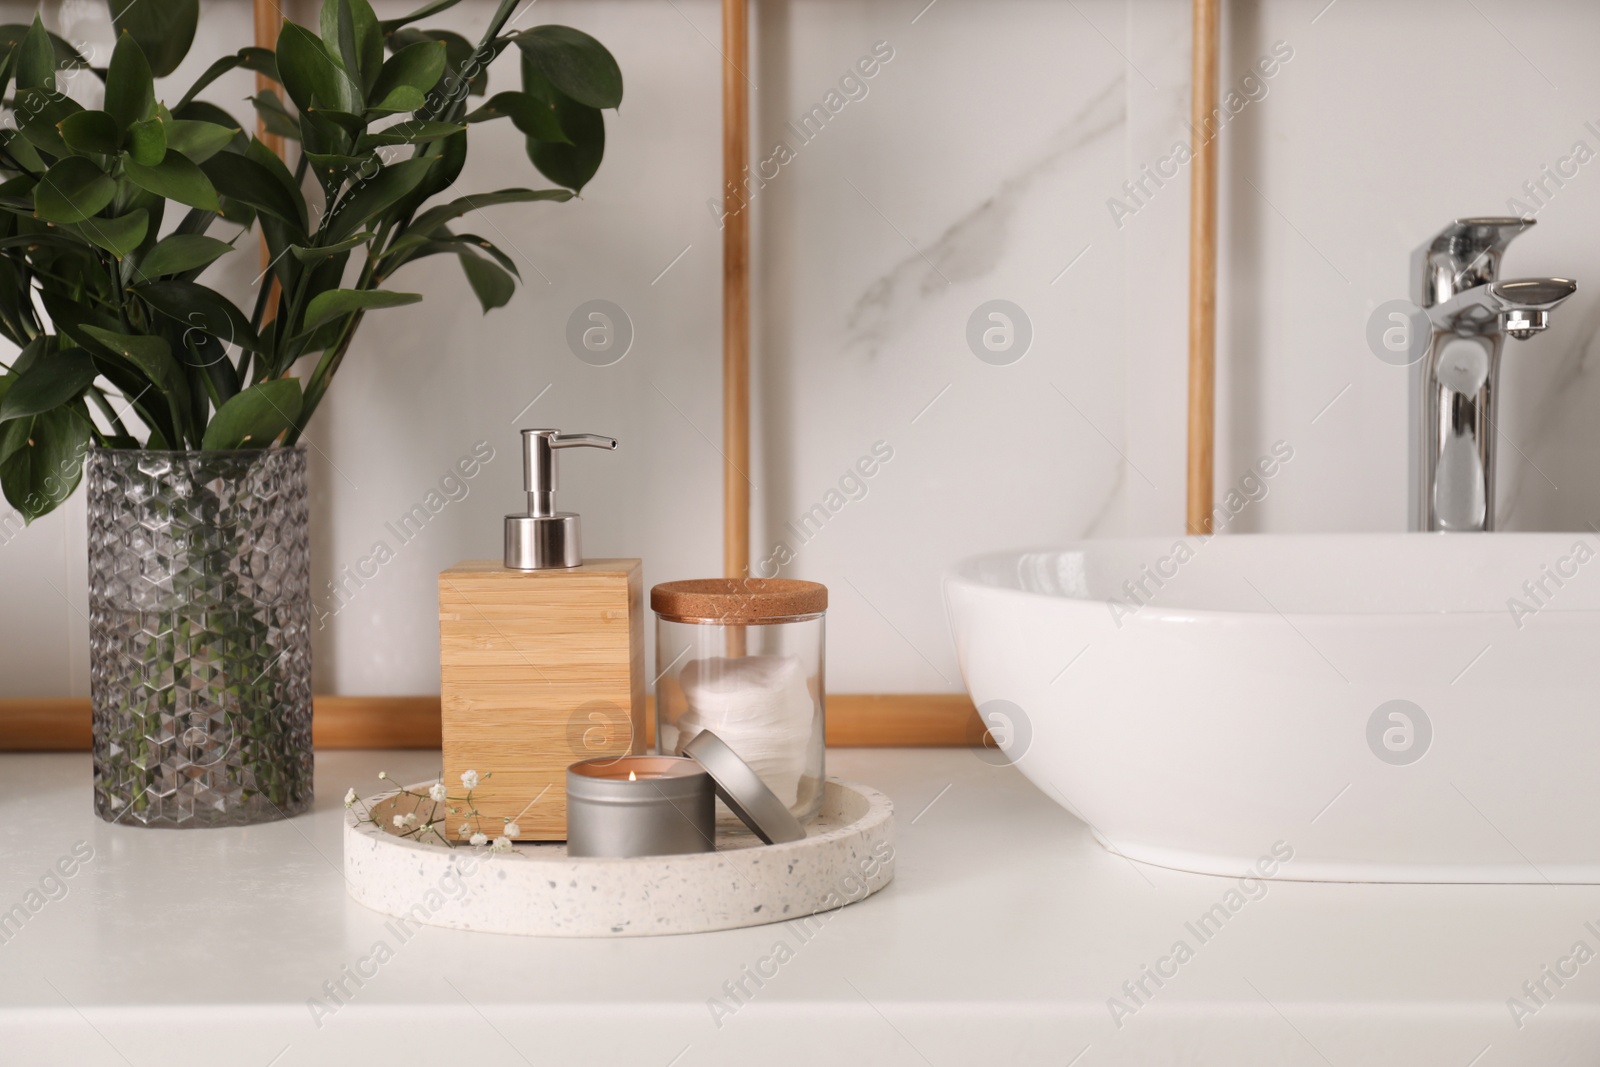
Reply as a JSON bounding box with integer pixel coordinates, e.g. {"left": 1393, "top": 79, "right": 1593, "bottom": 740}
{"left": 565, "top": 755, "right": 715, "bottom": 857}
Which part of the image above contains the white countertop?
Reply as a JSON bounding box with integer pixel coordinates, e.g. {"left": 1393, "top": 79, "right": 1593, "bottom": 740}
{"left": 1, "top": 748, "right": 1596, "bottom": 1066}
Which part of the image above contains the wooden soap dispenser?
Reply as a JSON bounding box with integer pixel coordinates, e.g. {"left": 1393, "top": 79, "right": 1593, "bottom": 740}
{"left": 439, "top": 428, "right": 645, "bottom": 841}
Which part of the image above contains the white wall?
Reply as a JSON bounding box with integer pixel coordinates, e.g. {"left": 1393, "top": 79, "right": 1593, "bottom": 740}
{"left": 6, "top": 0, "right": 1600, "bottom": 698}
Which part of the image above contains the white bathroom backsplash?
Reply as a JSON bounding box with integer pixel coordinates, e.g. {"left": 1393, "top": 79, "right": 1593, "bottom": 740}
{"left": 5, "top": 0, "right": 1600, "bottom": 696}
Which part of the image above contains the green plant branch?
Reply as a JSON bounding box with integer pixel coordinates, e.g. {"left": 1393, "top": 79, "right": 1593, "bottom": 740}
{"left": 0, "top": 0, "right": 618, "bottom": 518}
{"left": 86, "top": 385, "right": 131, "bottom": 437}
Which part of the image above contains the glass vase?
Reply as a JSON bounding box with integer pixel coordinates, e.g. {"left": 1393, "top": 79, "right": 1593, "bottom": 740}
{"left": 87, "top": 447, "right": 314, "bottom": 827}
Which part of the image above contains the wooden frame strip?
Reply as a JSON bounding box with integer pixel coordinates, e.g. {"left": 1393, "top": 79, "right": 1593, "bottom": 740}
{"left": 0, "top": 695, "right": 984, "bottom": 752}
{"left": 253, "top": 0, "right": 284, "bottom": 319}
{"left": 722, "top": 0, "right": 751, "bottom": 578}
{"left": 1185, "top": 0, "right": 1220, "bottom": 535}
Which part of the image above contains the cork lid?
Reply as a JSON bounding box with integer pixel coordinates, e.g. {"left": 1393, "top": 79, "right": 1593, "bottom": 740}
{"left": 651, "top": 578, "right": 827, "bottom": 623}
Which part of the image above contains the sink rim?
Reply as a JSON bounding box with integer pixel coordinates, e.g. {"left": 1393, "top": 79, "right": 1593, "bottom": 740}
{"left": 946, "top": 531, "right": 1600, "bottom": 620}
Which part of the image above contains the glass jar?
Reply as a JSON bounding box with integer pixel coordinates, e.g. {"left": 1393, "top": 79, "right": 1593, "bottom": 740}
{"left": 651, "top": 579, "right": 826, "bottom": 828}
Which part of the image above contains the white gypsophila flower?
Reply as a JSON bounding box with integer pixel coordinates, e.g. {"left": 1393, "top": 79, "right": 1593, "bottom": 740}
{"left": 403, "top": 812, "right": 418, "bottom": 826}
{"left": 503, "top": 822, "right": 521, "bottom": 837}
{"left": 460, "top": 770, "right": 480, "bottom": 790}
{"left": 392, "top": 814, "right": 406, "bottom": 828}
{"left": 470, "top": 832, "right": 488, "bottom": 846}
{"left": 429, "top": 782, "right": 448, "bottom": 803}
{"left": 344, "top": 788, "right": 356, "bottom": 808}
{"left": 378, "top": 771, "right": 388, "bottom": 780}
{"left": 491, "top": 836, "right": 513, "bottom": 853}
{"left": 459, "top": 822, "right": 472, "bottom": 838}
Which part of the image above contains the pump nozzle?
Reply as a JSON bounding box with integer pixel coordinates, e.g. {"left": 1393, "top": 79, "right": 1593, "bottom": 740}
{"left": 505, "top": 429, "right": 617, "bottom": 569}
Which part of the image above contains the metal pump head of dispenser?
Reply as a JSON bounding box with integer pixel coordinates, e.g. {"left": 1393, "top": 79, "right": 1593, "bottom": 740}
{"left": 504, "top": 429, "right": 617, "bottom": 569}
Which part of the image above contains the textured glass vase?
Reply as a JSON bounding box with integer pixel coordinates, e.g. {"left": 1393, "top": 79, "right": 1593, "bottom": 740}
{"left": 88, "top": 447, "right": 313, "bottom": 827}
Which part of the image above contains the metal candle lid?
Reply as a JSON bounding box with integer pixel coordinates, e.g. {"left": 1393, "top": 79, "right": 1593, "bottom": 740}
{"left": 682, "top": 730, "right": 807, "bottom": 845}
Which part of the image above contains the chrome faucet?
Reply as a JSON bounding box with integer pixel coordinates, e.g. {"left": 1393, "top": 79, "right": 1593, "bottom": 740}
{"left": 1409, "top": 218, "right": 1576, "bottom": 531}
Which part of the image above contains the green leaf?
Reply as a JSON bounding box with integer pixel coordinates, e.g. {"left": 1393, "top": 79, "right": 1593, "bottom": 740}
{"left": 302, "top": 288, "right": 420, "bottom": 331}
{"left": 304, "top": 151, "right": 375, "bottom": 190}
{"left": 3, "top": 335, "right": 50, "bottom": 380}
{"left": 368, "top": 85, "right": 426, "bottom": 114}
{"left": 175, "top": 53, "right": 243, "bottom": 111}
{"left": 369, "top": 39, "right": 446, "bottom": 110}
{"left": 457, "top": 251, "right": 514, "bottom": 312}
{"left": 136, "top": 234, "right": 235, "bottom": 280}
{"left": 165, "top": 119, "right": 239, "bottom": 163}
{"left": 527, "top": 95, "right": 604, "bottom": 192}
{"left": 58, "top": 111, "right": 121, "bottom": 156}
{"left": 172, "top": 101, "right": 250, "bottom": 154}
{"left": 79, "top": 325, "right": 189, "bottom": 435}
{"left": 330, "top": 0, "right": 360, "bottom": 87}
{"left": 127, "top": 118, "right": 167, "bottom": 165}
{"left": 464, "top": 92, "right": 567, "bottom": 142}
{"left": 34, "top": 157, "right": 116, "bottom": 223}
{"left": 392, "top": 29, "right": 491, "bottom": 101}
{"left": 108, "top": 0, "right": 199, "bottom": 78}
{"left": 250, "top": 90, "right": 302, "bottom": 140}
{"left": 134, "top": 279, "right": 263, "bottom": 352}
{"left": 0, "top": 49, "right": 13, "bottom": 111}
{"left": 176, "top": 47, "right": 277, "bottom": 111}
{"left": 123, "top": 152, "right": 220, "bottom": 211}
{"left": 515, "top": 26, "right": 622, "bottom": 110}
{"left": 122, "top": 185, "right": 167, "bottom": 262}
{"left": 325, "top": 156, "right": 435, "bottom": 241}
{"left": 0, "top": 406, "right": 91, "bottom": 522}
{"left": 201, "top": 152, "right": 306, "bottom": 230}
{"left": 0, "top": 406, "right": 26, "bottom": 467}
{"left": 16, "top": 16, "right": 54, "bottom": 91}
{"left": 388, "top": 128, "right": 464, "bottom": 222}
{"left": 16, "top": 87, "right": 83, "bottom": 159}
{"left": 320, "top": 0, "right": 383, "bottom": 92}
{"left": 289, "top": 231, "right": 370, "bottom": 262}
{"left": 0, "top": 23, "right": 89, "bottom": 78}
{"left": 377, "top": 0, "right": 461, "bottom": 34}
{"left": 246, "top": 137, "right": 310, "bottom": 224}
{"left": 37, "top": 294, "right": 171, "bottom": 446}
{"left": 104, "top": 31, "right": 157, "bottom": 132}
{"left": 179, "top": 329, "right": 239, "bottom": 408}
{"left": 201, "top": 378, "right": 302, "bottom": 449}
{"left": 1, "top": 129, "right": 45, "bottom": 175}
{"left": 381, "top": 229, "right": 519, "bottom": 279}
{"left": 407, "top": 187, "right": 572, "bottom": 237}
{"left": 354, "top": 119, "right": 464, "bottom": 149}
{"left": 303, "top": 107, "right": 364, "bottom": 139}
{"left": 277, "top": 19, "right": 360, "bottom": 114}
{"left": 62, "top": 210, "right": 149, "bottom": 256}
{"left": 0, "top": 348, "right": 97, "bottom": 422}
{"left": 80, "top": 326, "right": 177, "bottom": 381}
{"left": 453, "top": 232, "right": 518, "bottom": 276}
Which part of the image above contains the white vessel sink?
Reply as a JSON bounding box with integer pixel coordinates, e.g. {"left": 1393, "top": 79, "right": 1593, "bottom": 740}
{"left": 945, "top": 533, "right": 1600, "bottom": 883}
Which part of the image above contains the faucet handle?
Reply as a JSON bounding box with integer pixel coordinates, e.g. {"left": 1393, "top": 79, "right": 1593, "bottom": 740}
{"left": 1413, "top": 217, "right": 1534, "bottom": 307}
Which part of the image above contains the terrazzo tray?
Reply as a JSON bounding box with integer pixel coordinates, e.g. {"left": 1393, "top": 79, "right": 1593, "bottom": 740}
{"left": 343, "top": 778, "right": 895, "bottom": 937}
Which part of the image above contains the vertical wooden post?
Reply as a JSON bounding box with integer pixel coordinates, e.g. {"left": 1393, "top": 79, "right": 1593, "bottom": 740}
{"left": 722, "top": 0, "right": 751, "bottom": 580}
{"left": 252, "top": 0, "right": 285, "bottom": 160}
{"left": 1185, "top": 0, "right": 1219, "bottom": 535}
{"left": 253, "top": 0, "right": 285, "bottom": 323}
